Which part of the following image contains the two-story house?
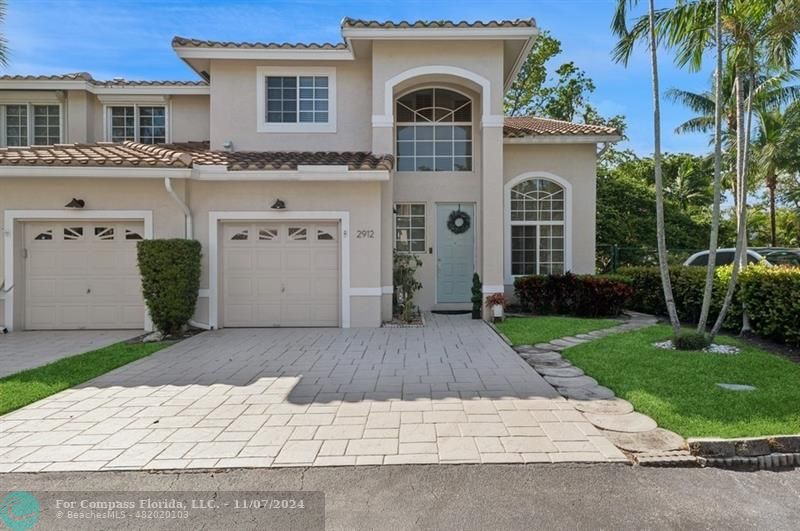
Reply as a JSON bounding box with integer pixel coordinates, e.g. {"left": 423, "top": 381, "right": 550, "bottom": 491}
{"left": 0, "top": 18, "right": 619, "bottom": 332}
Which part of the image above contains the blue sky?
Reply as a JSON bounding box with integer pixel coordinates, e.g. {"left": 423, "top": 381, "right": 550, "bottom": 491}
{"left": 4, "top": 0, "right": 717, "bottom": 155}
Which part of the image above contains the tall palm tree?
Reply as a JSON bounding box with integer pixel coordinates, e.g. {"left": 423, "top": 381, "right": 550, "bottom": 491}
{"left": 613, "top": 0, "right": 681, "bottom": 336}
{"left": 614, "top": 0, "right": 800, "bottom": 340}
{"left": 754, "top": 101, "right": 800, "bottom": 246}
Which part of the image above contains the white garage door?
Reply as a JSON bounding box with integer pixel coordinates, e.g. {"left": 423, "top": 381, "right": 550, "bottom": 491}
{"left": 24, "top": 221, "right": 145, "bottom": 330}
{"left": 223, "top": 222, "right": 340, "bottom": 327}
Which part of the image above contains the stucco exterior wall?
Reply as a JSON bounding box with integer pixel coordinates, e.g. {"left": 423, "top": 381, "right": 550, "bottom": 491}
{"left": 170, "top": 95, "right": 210, "bottom": 143}
{"left": 0, "top": 177, "right": 187, "bottom": 329}
{"left": 186, "top": 180, "right": 383, "bottom": 327}
{"left": 502, "top": 142, "right": 598, "bottom": 284}
{"left": 208, "top": 58, "right": 372, "bottom": 151}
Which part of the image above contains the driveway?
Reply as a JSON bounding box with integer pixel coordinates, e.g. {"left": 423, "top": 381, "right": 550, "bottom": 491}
{"left": 0, "top": 314, "right": 624, "bottom": 472}
{"left": 0, "top": 330, "right": 141, "bottom": 378}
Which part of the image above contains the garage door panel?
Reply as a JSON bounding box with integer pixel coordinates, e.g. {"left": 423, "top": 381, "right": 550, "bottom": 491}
{"left": 226, "top": 277, "right": 255, "bottom": 298}
{"left": 223, "top": 221, "right": 340, "bottom": 327}
{"left": 25, "top": 221, "right": 144, "bottom": 330}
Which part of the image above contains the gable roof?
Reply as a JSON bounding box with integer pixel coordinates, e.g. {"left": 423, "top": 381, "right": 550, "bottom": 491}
{"left": 0, "top": 141, "right": 393, "bottom": 171}
{"left": 503, "top": 116, "right": 620, "bottom": 139}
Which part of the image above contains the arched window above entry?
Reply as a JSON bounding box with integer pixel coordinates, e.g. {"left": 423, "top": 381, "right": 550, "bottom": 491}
{"left": 509, "top": 178, "right": 566, "bottom": 276}
{"left": 395, "top": 88, "right": 472, "bottom": 172}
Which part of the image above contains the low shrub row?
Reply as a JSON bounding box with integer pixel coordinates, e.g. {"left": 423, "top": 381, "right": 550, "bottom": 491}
{"left": 514, "top": 273, "right": 633, "bottom": 317}
{"left": 739, "top": 265, "right": 800, "bottom": 346}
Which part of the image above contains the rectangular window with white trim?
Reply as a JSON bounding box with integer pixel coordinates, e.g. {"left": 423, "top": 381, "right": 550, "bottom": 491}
{"left": 257, "top": 67, "right": 336, "bottom": 133}
{"left": 0, "top": 103, "right": 62, "bottom": 147}
{"left": 395, "top": 203, "right": 426, "bottom": 253}
{"left": 107, "top": 105, "right": 167, "bottom": 144}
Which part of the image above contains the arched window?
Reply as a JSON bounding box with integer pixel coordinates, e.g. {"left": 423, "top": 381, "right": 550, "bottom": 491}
{"left": 509, "top": 178, "right": 566, "bottom": 275}
{"left": 395, "top": 88, "right": 472, "bottom": 172}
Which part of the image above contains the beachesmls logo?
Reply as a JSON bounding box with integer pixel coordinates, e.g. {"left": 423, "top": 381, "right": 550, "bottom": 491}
{"left": 0, "top": 491, "right": 40, "bottom": 531}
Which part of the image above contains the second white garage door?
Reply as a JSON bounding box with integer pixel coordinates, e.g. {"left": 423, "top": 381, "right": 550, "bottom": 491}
{"left": 222, "top": 222, "right": 340, "bottom": 327}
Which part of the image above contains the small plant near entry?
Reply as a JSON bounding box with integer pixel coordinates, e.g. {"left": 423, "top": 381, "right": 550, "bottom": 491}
{"left": 485, "top": 292, "right": 508, "bottom": 322}
{"left": 137, "top": 239, "right": 201, "bottom": 336}
{"left": 471, "top": 273, "right": 483, "bottom": 319}
{"left": 393, "top": 251, "right": 422, "bottom": 323}
{"left": 672, "top": 331, "right": 711, "bottom": 351}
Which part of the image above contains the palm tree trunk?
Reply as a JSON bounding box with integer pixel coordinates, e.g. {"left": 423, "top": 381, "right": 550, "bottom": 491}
{"left": 697, "top": 0, "right": 724, "bottom": 334}
{"left": 738, "top": 74, "right": 755, "bottom": 335}
{"left": 648, "top": 0, "right": 681, "bottom": 336}
{"left": 768, "top": 177, "right": 777, "bottom": 247}
{"left": 711, "top": 70, "right": 748, "bottom": 339}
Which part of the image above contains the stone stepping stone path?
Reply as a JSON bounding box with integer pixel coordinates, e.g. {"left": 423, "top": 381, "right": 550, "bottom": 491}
{"left": 508, "top": 313, "right": 696, "bottom": 465}
{"left": 603, "top": 428, "right": 686, "bottom": 453}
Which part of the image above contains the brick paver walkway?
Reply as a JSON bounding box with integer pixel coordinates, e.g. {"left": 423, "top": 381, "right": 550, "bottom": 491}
{"left": 0, "top": 314, "right": 625, "bottom": 472}
{"left": 0, "top": 330, "right": 141, "bottom": 378}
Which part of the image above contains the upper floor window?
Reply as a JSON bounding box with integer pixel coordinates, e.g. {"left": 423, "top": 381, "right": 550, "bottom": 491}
{"left": 257, "top": 67, "right": 336, "bottom": 133}
{"left": 107, "top": 105, "right": 167, "bottom": 144}
{"left": 395, "top": 88, "right": 472, "bottom": 172}
{"left": 0, "top": 103, "right": 62, "bottom": 147}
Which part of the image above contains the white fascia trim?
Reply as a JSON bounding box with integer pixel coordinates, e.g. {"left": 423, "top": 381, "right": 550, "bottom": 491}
{"left": 0, "top": 80, "right": 89, "bottom": 91}
{"left": 342, "top": 27, "right": 537, "bottom": 40}
{"left": 92, "top": 86, "right": 209, "bottom": 96}
{"left": 174, "top": 47, "right": 354, "bottom": 61}
{"left": 482, "top": 284, "right": 505, "bottom": 294}
{"left": 504, "top": 135, "right": 622, "bottom": 144}
{"left": 504, "top": 34, "right": 538, "bottom": 91}
{"left": 208, "top": 211, "right": 351, "bottom": 329}
{"left": 504, "top": 172, "right": 573, "bottom": 285}
{"left": 3, "top": 209, "right": 154, "bottom": 332}
{"left": 190, "top": 166, "right": 389, "bottom": 182}
{"left": 0, "top": 167, "right": 191, "bottom": 178}
{"left": 97, "top": 94, "right": 171, "bottom": 105}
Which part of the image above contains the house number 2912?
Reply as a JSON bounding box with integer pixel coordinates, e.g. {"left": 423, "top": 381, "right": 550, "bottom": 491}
{"left": 356, "top": 230, "right": 375, "bottom": 239}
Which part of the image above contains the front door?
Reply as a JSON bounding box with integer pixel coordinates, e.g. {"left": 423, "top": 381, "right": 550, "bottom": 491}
{"left": 436, "top": 203, "right": 475, "bottom": 303}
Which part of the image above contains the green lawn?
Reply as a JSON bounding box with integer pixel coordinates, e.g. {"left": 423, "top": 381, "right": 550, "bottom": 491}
{"left": 0, "top": 340, "right": 174, "bottom": 416}
{"left": 562, "top": 325, "right": 800, "bottom": 438}
{"left": 496, "top": 315, "right": 621, "bottom": 346}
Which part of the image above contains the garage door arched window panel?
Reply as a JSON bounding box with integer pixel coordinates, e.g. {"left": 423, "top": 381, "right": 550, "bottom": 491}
{"left": 33, "top": 229, "right": 53, "bottom": 241}
{"left": 288, "top": 227, "right": 307, "bottom": 241}
{"left": 258, "top": 227, "right": 279, "bottom": 241}
{"left": 63, "top": 226, "right": 84, "bottom": 241}
{"left": 395, "top": 88, "right": 472, "bottom": 172}
{"left": 317, "top": 227, "right": 336, "bottom": 241}
{"left": 509, "top": 178, "right": 566, "bottom": 276}
{"left": 125, "top": 228, "right": 143, "bottom": 241}
{"left": 94, "top": 226, "right": 115, "bottom": 241}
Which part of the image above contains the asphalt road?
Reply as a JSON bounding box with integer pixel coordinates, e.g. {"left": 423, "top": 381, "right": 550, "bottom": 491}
{"left": 1, "top": 463, "right": 799, "bottom": 530}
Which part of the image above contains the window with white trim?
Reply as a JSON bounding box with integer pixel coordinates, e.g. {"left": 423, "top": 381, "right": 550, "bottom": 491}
{"left": 510, "top": 178, "right": 565, "bottom": 275}
{"left": 0, "top": 103, "right": 62, "bottom": 147}
{"left": 107, "top": 105, "right": 167, "bottom": 144}
{"left": 395, "top": 88, "right": 472, "bottom": 172}
{"left": 395, "top": 203, "right": 426, "bottom": 253}
{"left": 256, "top": 67, "right": 336, "bottom": 133}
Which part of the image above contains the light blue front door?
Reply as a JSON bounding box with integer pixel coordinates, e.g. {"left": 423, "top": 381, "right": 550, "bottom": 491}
{"left": 436, "top": 203, "right": 475, "bottom": 303}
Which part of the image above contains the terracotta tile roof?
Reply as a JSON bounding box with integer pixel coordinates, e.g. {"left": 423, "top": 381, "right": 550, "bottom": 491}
{"left": 0, "top": 141, "right": 392, "bottom": 171}
{"left": 171, "top": 36, "right": 347, "bottom": 50}
{"left": 0, "top": 142, "right": 192, "bottom": 168}
{"left": 0, "top": 72, "right": 206, "bottom": 87}
{"left": 503, "top": 116, "right": 619, "bottom": 138}
{"left": 166, "top": 142, "right": 394, "bottom": 171}
{"left": 341, "top": 18, "right": 536, "bottom": 29}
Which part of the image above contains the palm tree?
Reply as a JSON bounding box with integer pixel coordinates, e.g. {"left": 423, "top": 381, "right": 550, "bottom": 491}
{"left": 753, "top": 102, "right": 799, "bottom": 246}
{"left": 614, "top": 0, "right": 800, "bottom": 340}
{"left": 0, "top": 1, "right": 7, "bottom": 68}
{"left": 613, "top": 0, "right": 681, "bottom": 337}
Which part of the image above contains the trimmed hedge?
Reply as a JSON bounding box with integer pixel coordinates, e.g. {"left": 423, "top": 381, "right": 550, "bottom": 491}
{"left": 514, "top": 273, "right": 633, "bottom": 317}
{"left": 137, "top": 239, "right": 201, "bottom": 336}
{"left": 617, "top": 265, "right": 741, "bottom": 330}
{"left": 739, "top": 265, "right": 800, "bottom": 346}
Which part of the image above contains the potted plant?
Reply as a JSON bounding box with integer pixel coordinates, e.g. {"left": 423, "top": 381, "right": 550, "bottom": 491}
{"left": 485, "top": 292, "right": 507, "bottom": 322}
{"left": 470, "top": 273, "right": 482, "bottom": 319}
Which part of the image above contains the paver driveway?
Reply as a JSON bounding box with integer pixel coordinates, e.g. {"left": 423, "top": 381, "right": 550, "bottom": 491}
{"left": 0, "top": 314, "right": 625, "bottom": 472}
{"left": 0, "top": 330, "right": 141, "bottom": 378}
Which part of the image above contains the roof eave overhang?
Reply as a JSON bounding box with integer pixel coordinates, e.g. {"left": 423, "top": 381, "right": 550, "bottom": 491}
{"left": 504, "top": 31, "right": 538, "bottom": 91}
{"left": 173, "top": 46, "right": 355, "bottom": 61}
{"left": 191, "top": 164, "right": 390, "bottom": 181}
{"left": 0, "top": 166, "right": 192, "bottom": 178}
{"left": 504, "top": 134, "right": 622, "bottom": 144}
{"left": 0, "top": 80, "right": 208, "bottom": 95}
{"left": 342, "top": 27, "right": 538, "bottom": 40}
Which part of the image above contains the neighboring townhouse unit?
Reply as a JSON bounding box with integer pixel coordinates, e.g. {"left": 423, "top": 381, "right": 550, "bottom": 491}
{"left": 0, "top": 18, "right": 619, "bottom": 332}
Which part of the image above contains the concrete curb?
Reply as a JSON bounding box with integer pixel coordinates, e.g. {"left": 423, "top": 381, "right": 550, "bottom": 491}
{"left": 687, "top": 436, "right": 800, "bottom": 469}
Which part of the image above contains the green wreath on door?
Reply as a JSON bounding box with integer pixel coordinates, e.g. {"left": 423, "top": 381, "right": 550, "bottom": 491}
{"left": 447, "top": 209, "right": 471, "bottom": 234}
